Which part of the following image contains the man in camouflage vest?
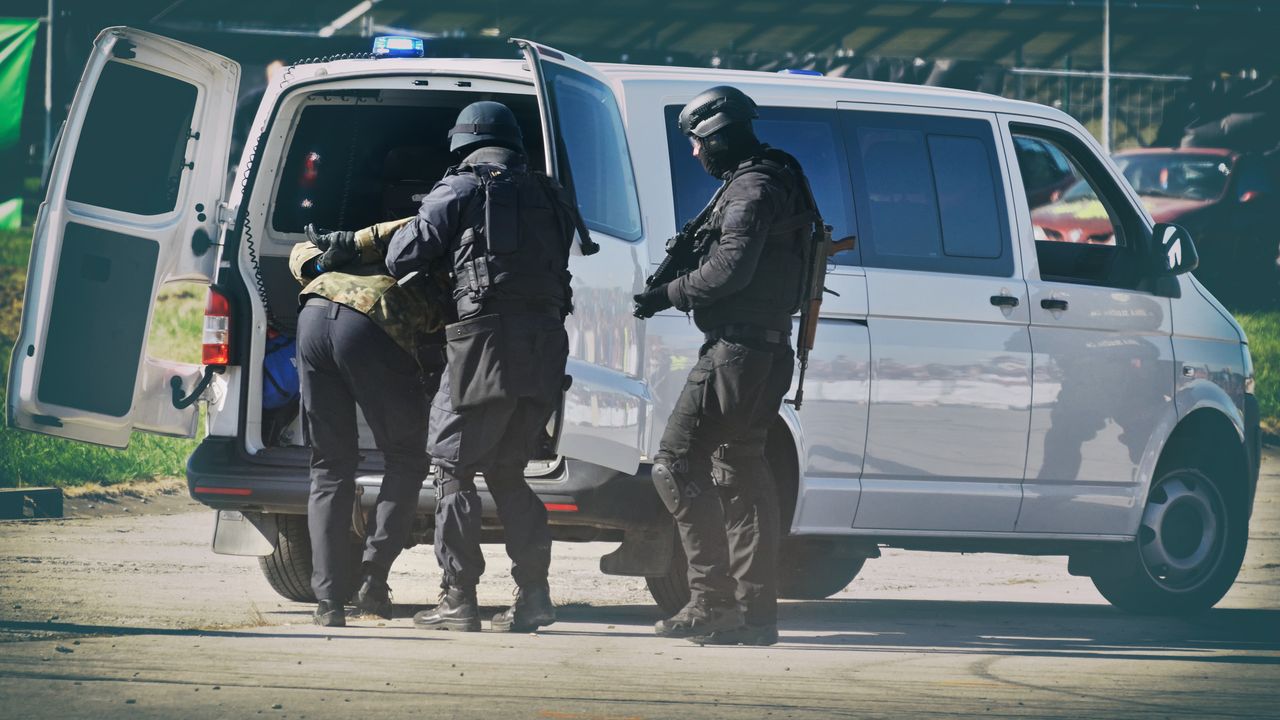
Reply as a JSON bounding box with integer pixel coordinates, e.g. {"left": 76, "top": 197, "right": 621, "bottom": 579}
{"left": 289, "top": 218, "right": 449, "bottom": 627}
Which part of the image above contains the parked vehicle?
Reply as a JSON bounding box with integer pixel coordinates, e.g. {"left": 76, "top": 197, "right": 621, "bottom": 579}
{"left": 1030, "top": 146, "right": 1277, "bottom": 307}
{"left": 8, "top": 27, "right": 1261, "bottom": 616}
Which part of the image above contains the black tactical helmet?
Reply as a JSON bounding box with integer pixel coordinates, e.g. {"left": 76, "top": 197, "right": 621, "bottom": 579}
{"left": 678, "top": 85, "right": 759, "bottom": 139}
{"left": 448, "top": 101, "right": 524, "bottom": 154}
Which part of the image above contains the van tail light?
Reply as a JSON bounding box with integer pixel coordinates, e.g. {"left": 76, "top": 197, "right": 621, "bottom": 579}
{"left": 202, "top": 288, "right": 232, "bottom": 366}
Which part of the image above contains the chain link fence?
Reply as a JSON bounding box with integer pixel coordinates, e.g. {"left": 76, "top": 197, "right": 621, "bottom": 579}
{"left": 1002, "top": 69, "right": 1190, "bottom": 151}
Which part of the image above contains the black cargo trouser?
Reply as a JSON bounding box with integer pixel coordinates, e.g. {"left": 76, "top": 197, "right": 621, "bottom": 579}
{"left": 297, "top": 299, "right": 434, "bottom": 603}
{"left": 655, "top": 337, "right": 795, "bottom": 625}
{"left": 427, "top": 312, "right": 568, "bottom": 591}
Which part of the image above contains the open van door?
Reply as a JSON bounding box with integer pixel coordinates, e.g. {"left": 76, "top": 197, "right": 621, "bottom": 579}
{"left": 512, "top": 39, "right": 645, "bottom": 475}
{"left": 6, "top": 27, "right": 239, "bottom": 448}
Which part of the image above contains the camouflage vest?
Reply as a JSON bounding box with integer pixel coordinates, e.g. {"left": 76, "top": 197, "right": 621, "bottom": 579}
{"left": 288, "top": 242, "right": 448, "bottom": 368}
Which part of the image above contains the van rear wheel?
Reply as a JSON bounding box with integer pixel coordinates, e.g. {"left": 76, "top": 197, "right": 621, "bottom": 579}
{"left": 258, "top": 513, "right": 364, "bottom": 603}
{"left": 259, "top": 514, "right": 316, "bottom": 602}
{"left": 1091, "top": 467, "right": 1246, "bottom": 614}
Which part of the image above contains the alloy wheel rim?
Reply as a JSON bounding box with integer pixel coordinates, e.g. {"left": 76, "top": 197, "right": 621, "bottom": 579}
{"left": 1137, "top": 471, "right": 1226, "bottom": 592}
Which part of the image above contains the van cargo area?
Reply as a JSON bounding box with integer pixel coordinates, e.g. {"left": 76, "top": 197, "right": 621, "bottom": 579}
{"left": 232, "top": 82, "right": 545, "bottom": 453}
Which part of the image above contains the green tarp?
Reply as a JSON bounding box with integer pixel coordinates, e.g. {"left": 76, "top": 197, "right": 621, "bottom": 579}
{"left": 0, "top": 19, "right": 39, "bottom": 230}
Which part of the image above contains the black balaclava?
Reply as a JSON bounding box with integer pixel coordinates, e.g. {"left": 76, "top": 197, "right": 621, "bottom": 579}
{"left": 698, "top": 122, "right": 763, "bottom": 178}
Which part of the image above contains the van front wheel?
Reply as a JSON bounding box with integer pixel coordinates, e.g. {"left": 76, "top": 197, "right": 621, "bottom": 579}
{"left": 1091, "top": 467, "right": 1246, "bottom": 614}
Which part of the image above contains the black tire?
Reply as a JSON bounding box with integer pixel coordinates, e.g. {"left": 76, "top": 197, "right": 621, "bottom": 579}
{"left": 259, "top": 514, "right": 315, "bottom": 603}
{"left": 778, "top": 539, "right": 866, "bottom": 600}
{"left": 645, "top": 531, "right": 690, "bottom": 617}
{"left": 1091, "top": 467, "right": 1247, "bottom": 615}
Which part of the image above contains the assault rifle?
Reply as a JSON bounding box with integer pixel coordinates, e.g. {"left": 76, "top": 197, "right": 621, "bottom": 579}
{"left": 788, "top": 228, "right": 856, "bottom": 410}
{"left": 640, "top": 181, "right": 731, "bottom": 297}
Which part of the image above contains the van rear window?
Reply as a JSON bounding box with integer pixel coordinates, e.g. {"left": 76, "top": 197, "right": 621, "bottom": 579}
{"left": 66, "top": 61, "right": 196, "bottom": 216}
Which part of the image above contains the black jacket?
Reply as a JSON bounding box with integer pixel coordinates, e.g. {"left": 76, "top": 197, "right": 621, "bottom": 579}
{"left": 385, "top": 146, "right": 577, "bottom": 319}
{"left": 665, "top": 151, "right": 812, "bottom": 334}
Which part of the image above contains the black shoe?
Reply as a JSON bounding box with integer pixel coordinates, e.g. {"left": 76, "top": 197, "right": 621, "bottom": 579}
{"left": 353, "top": 574, "right": 394, "bottom": 620}
{"left": 690, "top": 623, "right": 779, "bottom": 646}
{"left": 313, "top": 599, "right": 346, "bottom": 628}
{"left": 413, "top": 587, "right": 480, "bottom": 632}
{"left": 491, "top": 584, "right": 556, "bottom": 632}
{"left": 654, "top": 598, "right": 743, "bottom": 638}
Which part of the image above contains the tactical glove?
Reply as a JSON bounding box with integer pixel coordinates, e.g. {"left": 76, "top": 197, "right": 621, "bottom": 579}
{"left": 305, "top": 224, "right": 357, "bottom": 273}
{"left": 305, "top": 224, "right": 356, "bottom": 253}
{"left": 633, "top": 285, "right": 674, "bottom": 319}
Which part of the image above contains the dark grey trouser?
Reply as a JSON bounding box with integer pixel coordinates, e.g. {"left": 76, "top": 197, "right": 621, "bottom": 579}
{"left": 297, "top": 299, "right": 433, "bottom": 602}
{"left": 427, "top": 312, "right": 567, "bottom": 590}
{"left": 655, "top": 338, "right": 794, "bottom": 625}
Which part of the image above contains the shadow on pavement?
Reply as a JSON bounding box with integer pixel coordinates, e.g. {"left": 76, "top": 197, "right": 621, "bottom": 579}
{"left": 0, "top": 619, "right": 442, "bottom": 643}
{"left": 554, "top": 599, "right": 1280, "bottom": 662}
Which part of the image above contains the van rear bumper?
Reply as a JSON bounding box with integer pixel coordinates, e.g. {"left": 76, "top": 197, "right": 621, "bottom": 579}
{"left": 186, "top": 437, "right": 666, "bottom": 532}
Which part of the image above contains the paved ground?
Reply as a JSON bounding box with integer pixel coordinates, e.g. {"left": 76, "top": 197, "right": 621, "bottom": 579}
{"left": 1, "top": 450, "right": 1277, "bottom": 719}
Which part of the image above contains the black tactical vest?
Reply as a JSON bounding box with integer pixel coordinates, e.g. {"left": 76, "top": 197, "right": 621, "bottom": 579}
{"left": 451, "top": 161, "right": 578, "bottom": 319}
{"left": 697, "top": 148, "right": 817, "bottom": 331}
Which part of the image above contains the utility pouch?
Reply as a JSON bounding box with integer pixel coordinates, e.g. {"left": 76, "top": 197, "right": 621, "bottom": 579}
{"left": 485, "top": 179, "right": 519, "bottom": 254}
{"left": 445, "top": 313, "right": 508, "bottom": 410}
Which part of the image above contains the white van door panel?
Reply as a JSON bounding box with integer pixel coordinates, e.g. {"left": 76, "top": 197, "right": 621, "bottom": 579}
{"left": 6, "top": 27, "right": 239, "bottom": 448}
{"left": 838, "top": 104, "right": 1031, "bottom": 533}
{"left": 1000, "top": 115, "right": 1176, "bottom": 535}
{"left": 515, "top": 39, "right": 644, "bottom": 474}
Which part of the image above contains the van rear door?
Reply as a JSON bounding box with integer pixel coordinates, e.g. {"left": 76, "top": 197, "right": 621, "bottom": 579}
{"left": 6, "top": 27, "right": 239, "bottom": 447}
{"left": 513, "top": 39, "right": 645, "bottom": 475}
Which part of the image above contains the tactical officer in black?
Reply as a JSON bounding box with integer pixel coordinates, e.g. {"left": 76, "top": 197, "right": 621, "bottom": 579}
{"left": 384, "top": 101, "right": 587, "bottom": 633}
{"left": 634, "top": 86, "right": 815, "bottom": 646}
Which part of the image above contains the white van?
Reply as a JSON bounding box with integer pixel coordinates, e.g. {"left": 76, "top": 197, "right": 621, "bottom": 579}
{"left": 9, "top": 27, "right": 1260, "bottom": 615}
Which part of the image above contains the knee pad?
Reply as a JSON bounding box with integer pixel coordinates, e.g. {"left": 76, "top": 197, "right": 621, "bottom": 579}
{"left": 652, "top": 459, "right": 701, "bottom": 515}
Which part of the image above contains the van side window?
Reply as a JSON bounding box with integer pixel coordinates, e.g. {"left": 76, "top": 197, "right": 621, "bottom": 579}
{"left": 841, "top": 111, "right": 1012, "bottom": 277}
{"left": 546, "top": 65, "right": 642, "bottom": 241}
{"left": 664, "top": 106, "right": 857, "bottom": 265}
{"left": 65, "top": 61, "right": 197, "bottom": 216}
{"left": 1011, "top": 126, "right": 1146, "bottom": 289}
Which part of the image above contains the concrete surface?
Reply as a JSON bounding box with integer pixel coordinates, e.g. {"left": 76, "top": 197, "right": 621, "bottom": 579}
{"left": 0, "top": 449, "right": 1276, "bottom": 718}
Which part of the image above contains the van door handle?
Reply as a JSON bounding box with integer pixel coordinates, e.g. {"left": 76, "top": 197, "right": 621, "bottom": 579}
{"left": 989, "top": 294, "right": 1019, "bottom": 308}
{"left": 1041, "top": 298, "right": 1069, "bottom": 311}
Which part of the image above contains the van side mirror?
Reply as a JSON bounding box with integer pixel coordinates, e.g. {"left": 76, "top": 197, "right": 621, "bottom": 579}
{"left": 1152, "top": 222, "right": 1198, "bottom": 276}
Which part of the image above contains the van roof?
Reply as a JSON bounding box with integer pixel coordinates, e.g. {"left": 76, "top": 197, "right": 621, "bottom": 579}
{"left": 288, "top": 56, "right": 1070, "bottom": 125}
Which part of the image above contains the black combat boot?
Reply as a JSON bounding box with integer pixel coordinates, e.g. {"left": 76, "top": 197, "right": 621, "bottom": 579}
{"left": 313, "top": 599, "right": 346, "bottom": 628}
{"left": 690, "top": 623, "right": 778, "bottom": 646}
{"left": 654, "top": 597, "right": 743, "bottom": 638}
{"left": 491, "top": 584, "right": 556, "bottom": 632}
{"left": 413, "top": 586, "right": 480, "bottom": 632}
{"left": 353, "top": 572, "right": 394, "bottom": 620}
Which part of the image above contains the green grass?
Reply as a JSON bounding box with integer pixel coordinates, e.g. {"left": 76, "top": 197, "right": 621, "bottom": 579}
{"left": 0, "top": 228, "right": 203, "bottom": 488}
{"left": 1237, "top": 311, "right": 1280, "bottom": 434}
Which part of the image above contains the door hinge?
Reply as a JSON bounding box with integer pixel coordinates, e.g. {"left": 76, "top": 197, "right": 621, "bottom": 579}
{"left": 215, "top": 201, "right": 236, "bottom": 229}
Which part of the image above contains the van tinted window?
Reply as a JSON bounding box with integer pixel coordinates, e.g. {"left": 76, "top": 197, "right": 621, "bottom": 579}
{"left": 546, "top": 64, "right": 642, "bottom": 241}
{"left": 664, "top": 106, "right": 856, "bottom": 264}
{"left": 66, "top": 61, "right": 196, "bottom": 216}
{"left": 841, "top": 111, "right": 1012, "bottom": 277}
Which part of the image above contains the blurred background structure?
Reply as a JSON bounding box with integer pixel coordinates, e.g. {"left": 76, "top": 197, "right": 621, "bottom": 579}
{"left": 0, "top": 0, "right": 1273, "bottom": 253}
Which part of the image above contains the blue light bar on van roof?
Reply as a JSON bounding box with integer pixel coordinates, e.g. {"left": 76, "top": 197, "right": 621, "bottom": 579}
{"left": 372, "top": 36, "right": 425, "bottom": 58}
{"left": 778, "top": 68, "right": 823, "bottom": 76}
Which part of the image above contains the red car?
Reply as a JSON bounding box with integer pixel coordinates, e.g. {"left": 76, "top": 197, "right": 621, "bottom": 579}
{"left": 1031, "top": 147, "right": 1276, "bottom": 307}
